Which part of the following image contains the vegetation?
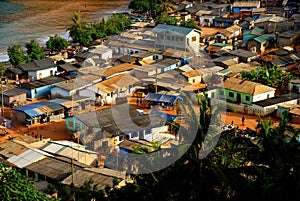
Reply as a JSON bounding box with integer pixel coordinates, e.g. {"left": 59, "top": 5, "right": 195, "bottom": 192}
{"left": 46, "top": 35, "right": 69, "bottom": 53}
{"left": 7, "top": 40, "right": 45, "bottom": 66}
{"left": 7, "top": 44, "right": 29, "bottom": 66}
{"left": 68, "top": 12, "right": 131, "bottom": 46}
{"left": 156, "top": 14, "right": 178, "bottom": 25}
{"left": 242, "top": 66, "right": 295, "bottom": 89}
{"left": 181, "top": 19, "right": 201, "bottom": 30}
{"left": 25, "top": 40, "right": 45, "bottom": 61}
{"left": 0, "top": 162, "right": 57, "bottom": 200}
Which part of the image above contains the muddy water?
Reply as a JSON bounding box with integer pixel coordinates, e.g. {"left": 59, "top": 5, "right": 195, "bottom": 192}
{"left": 0, "top": 0, "right": 130, "bottom": 61}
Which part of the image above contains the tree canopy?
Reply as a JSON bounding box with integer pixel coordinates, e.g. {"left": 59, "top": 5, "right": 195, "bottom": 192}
{"left": 7, "top": 44, "right": 28, "bottom": 66}
{"left": 46, "top": 35, "right": 69, "bottom": 52}
{"left": 0, "top": 162, "right": 57, "bottom": 201}
{"left": 25, "top": 40, "right": 45, "bottom": 61}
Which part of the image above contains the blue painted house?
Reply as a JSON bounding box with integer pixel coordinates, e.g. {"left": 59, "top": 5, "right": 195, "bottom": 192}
{"left": 232, "top": 1, "right": 260, "bottom": 14}
{"left": 213, "top": 17, "right": 236, "bottom": 28}
{"left": 20, "top": 76, "right": 66, "bottom": 99}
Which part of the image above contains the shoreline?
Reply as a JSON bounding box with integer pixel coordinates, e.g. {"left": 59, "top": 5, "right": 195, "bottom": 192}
{"left": 0, "top": 0, "right": 131, "bottom": 62}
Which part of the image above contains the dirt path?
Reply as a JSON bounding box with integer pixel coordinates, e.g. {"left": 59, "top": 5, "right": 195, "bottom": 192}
{"left": 223, "top": 112, "right": 300, "bottom": 130}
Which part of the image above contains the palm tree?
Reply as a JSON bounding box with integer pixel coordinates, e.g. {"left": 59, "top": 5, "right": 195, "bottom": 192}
{"left": 158, "top": 0, "right": 178, "bottom": 15}
{"left": 68, "top": 10, "right": 88, "bottom": 40}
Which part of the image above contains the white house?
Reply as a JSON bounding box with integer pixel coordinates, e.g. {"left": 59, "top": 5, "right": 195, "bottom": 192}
{"left": 89, "top": 45, "right": 113, "bottom": 61}
{"left": 18, "top": 58, "right": 57, "bottom": 80}
{"left": 151, "top": 24, "right": 201, "bottom": 53}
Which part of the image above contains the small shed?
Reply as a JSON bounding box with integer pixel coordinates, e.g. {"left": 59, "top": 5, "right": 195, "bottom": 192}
{"left": 2, "top": 88, "right": 26, "bottom": 106}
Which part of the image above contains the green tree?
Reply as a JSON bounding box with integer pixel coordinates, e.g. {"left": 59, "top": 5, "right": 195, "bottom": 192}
{"left": 25, "top": 40, "right": 45, "bottom": 61}
{"left": 156, "top": 14, "right": 178, "bottom": 25}
{"left": 72, "top": 28, "right": 94, "bottom": 46}
{"left": 0, "top": 162, "right": 57, "bottom": 200}
{"left": 181, "top": 20, "right": 201, "bottom": 30}
{"left": 158, "top": 0, "right": 177, "bottom": 15}
{"left": 242, "top": 66, "right": 295, "bottom": 89}
{"left": 7, "top": 44, "right": 28, "bottom": 66}
{"left": 46, "top": 35, "right": 69, "bottom": 53}
{"left": 68, "top": 10, "right": 88, "bottom": 41}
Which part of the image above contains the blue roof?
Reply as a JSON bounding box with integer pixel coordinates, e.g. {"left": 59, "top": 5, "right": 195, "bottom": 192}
{"left": 48, "top": 98, "right": 69, "bottom": 103}
{"left": 144, "top": 93, "right": 182, "bottom": 104}
{"left": 149, "top": 110, "right": 179, "bottom": 121}
{"left": 12, "top": 101, "right": 64, "bottom": 118}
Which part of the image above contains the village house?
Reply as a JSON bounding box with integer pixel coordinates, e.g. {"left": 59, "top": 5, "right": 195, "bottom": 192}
{"left": 51, "top": 74, "right": 102, "bottom": 98}
{"left": 88, "top": 44, "right": 113, "bottom": 61}
{"left": 130, "top": 52, "right": 157, "bottom": 66}
{"left": 251, "top": 93, "right": 300, "bottom": 116}
{"left": 213, "top": 17, "right": 236, "bottom": 28}
{"left": 212, "top": 56, "right": 239, "bottom": 68}
{"left": 162, "top": 48, "right": 193, "bottom": 66}
{"left": 49, "top": 96, "right": 92, "bottom": 117}
{"left": 277, "top": 30, "right": 300, "bottom": 47}
{"left": 247, "top": 34, "right": 276, "bottom": 53}
{"left": 151, "top": 24, "right": 201, "bottom": 53}
{"left": 254, "top": 16, "right": 291, "bottom": 34}
{"left": 12, "top": 101, "right": 65, "bottom": 126}
{"left": 79, "top": 73, "right": 140, "bottom": 105}
{"left": 227, "top": 49, "right": 260, "bottom": 63}
{"left": 1, "top": 88, "right": 26, "bottom": 106}
{"left": 217, "top": 77, "right": 276, "bottom": 105}
{"left": 242, "top": 27, "right": 265, "bottom": 42}
{"left": 18, "top": 58, "right": 57, "bottom": 80}
{"left": 20, "top": 76, "right": 66, "bottom": 99}
{"left": 232, "top": 1, "right": 261, "bottom": 15}
{"left": 56, "top": 62, "right": 78, "bottom": 76}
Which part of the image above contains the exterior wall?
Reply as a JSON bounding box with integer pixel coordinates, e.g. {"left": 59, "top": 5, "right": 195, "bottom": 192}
{"left": 51, "top": 87, "right": 73, "bottom": 98}
{"left": 28, "top": 67, "right": 57, "bottom": 80}
{"left": 101, "top": 50, "right": 113, "bottom": 60}
{"left": 154, "top": 30, "right": 200, "bottom": 52}
{"left": 187, "top": 76, "right": 202, "bottom": 84}
{"left": 66, "top": 116, "right": 87, "bottom": 132}
{"left": 2, "top": 93, "right": 26, "bottom": 106}
{"left": 252, "top": 91, "right": 275, "bottom": 102}
{"left": 15, "top": 111, "right": 27, "bottom": 122}
{"left": 288, "top": 82, "right": 300, "bottom": 93}
{"left": 278, "top": 37, "right": 290, "bottom": 47}
{"left": 199, "top": 16, "right": 214, "bottom": 27}
{"left": 218, "top": 88, "right": 253, "bottom": 104}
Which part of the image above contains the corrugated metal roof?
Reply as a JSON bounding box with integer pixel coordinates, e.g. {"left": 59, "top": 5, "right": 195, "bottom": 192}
{"left": 144, "top": 93, "right": 182, "bottom": 104}
{"left": 254, "top": 34, "right": 274, "bottom": 43}
{"left": 42, "top": 143, "right": 66, "bottom": 154}
{"left": 7, "top": 149, "right": 50, "bottom": 168}
{"left": 152, "top": 24, "right": 198, "bottom": 36}
{"left": 12, "top": 101, "right": 64, "bottom": 118}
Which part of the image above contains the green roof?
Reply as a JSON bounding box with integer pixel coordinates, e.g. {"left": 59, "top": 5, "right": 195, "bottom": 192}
{"left": 211, "top": 43, "right": 230, "bottom": 47}
{"left": 254, "top": 34, "right": 274, "bottom": 43}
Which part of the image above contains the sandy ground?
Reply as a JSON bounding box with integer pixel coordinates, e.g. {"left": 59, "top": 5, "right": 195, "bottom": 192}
{"left": 1, "top": 96, "right": 300, "bottom": 143}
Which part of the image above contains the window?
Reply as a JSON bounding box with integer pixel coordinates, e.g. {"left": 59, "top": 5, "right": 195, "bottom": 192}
{"left": 192, "top": 36, "right": 197, "bottom": 41}
{"left": 220, "top": 90, "right": 224, "bottom": 96}
{"left": 102, "top": 141, "right": 108, "bottom": 147}
{"left": 193, "top": 79, "right": 195, "bottom": 83}
{"left": 245, "top": 96, "right": 250, "bottom": 101}
{"left": 68, "top": 121, "right": 74, "bottom": 127}
{"left": 50, "top": 70, "right": 54, "bottom": 76}
{"left": 167, "top": 36, "right": 171, "bottom": 40}
{"left": 229, "top": 92, "right": 234, "bottom": 98}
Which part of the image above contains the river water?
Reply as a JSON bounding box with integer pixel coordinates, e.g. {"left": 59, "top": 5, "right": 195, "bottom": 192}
{"left": 0, "top": 0, "right": 130, "bottom": 61}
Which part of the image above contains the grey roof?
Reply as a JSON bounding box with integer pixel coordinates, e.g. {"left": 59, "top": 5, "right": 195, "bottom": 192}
{"left": 270, "top": 58, "right": 288, "bottom": 67}
{"left": 3, "top": 88, "right": 26, "bottom": 97}
{"left": 152, "top": 24, "right": 197, "bottom": 36}
{"left": 19, "top": 58, "right": 55, "bottom": 71}
{"left": 228, "top": 49, "right": 259, "bottom": 58}
{"left": 75, "top": 104, "right": 142, "bottom": 128}
{"left": 254, "top": 93, "right": 300, "bottom": 107}
{"left": 61, "top": 169, "right": 121, "bottom": 190}
{"left": 58, "top": 63, "right": 78, "bottom": 72}
{"left": 6, "top": 67, "right": 22, "bottom": 74}
{"left": 21, "top": 76, "right": 66, "bottom": 89}
{"left": 152, "top": 58, "right": 179, "bottom": 68}
{"left": 25, "top": 157, "right": 86, "bottom": 181}
{"left": 74, "top": 51, "right": 96, "bottom": 59}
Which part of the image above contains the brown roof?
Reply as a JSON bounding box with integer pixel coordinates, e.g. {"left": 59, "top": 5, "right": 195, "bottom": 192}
{"left": 181, "top": 70, "right": 201, "bottom": 78}
{"left": 289, "top": 107, "right": 300, "bottom": 116}
{"left": 102, "top": 63, "right": 140, "bottom": 78}
{"left": 0, "top": 141, "right": 28, "bottom": 158}
{"left": 97, "top": 74, "right": 140, "bottom": 93}
{"left": 223, "top": 77, "right": 275, "bottom": 95}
